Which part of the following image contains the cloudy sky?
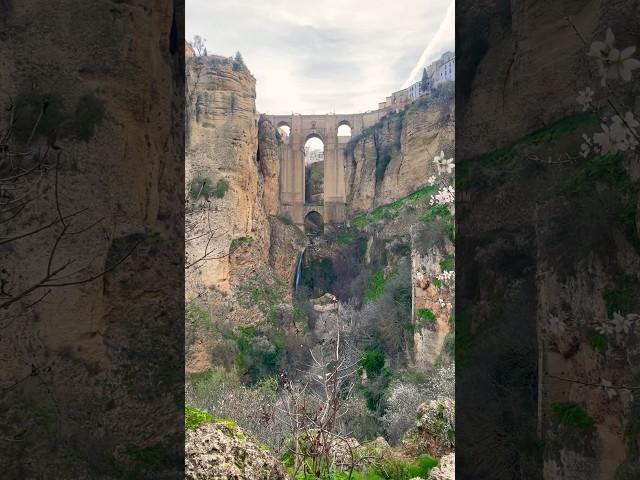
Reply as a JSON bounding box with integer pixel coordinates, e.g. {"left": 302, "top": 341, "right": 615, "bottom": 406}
{"left": 186, "top": 0, "right": 454, "bottom": 115}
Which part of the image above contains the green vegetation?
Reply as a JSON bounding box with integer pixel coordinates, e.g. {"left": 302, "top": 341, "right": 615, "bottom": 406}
{"left": 290, "top": 454, "right": 437, "bottom": 480}
{"left": 230, "top": 236, "right": 254, "bottom": 251}
{"left": 439, "top": 255, "right": 454, "bottom": 272}
{"left": 359, "top": 350, "right": 385, "bottom": 378}
{"left": 563, "top": 153, "right": 628, "bottom": 195}
{"left": 432, "top": 278, "right": 442, "bottom": 288}
{"left": 588, "top": 334, "right": 607, "bottom": 353}
{"left": 336, "top": 229, "right": 355, "bottom": 246}
{"left": 237, "top": 274, "right": 288, "bottom": 324}
{"left": 603, "top": 287, "right": 633, "bottom": 317}
{"left": 363, "top": 271, "right": 386, "bottom": 304}
{"left": 190, "top": 176, "right": 230, "bottom": 200}
{"left": 185, "top": 405, "right": 213, "bottom": 430}
{"left": 233, "top": 326, "right": 284, "bottom": 383}
{"left": 351, "top": 185, "right": 438, "bottom": 229}
{"left": 422, "top": 203, "right": 454, "bottom": 242}
{"left": 416, "top": 308, "right": 436, "bottom": 328}
{"left": 233, "top": 51, "right": 245, "bottom": 71}
{"left": 124, "top": 444, "right": 171, "bottom": 476}
{"left": 551, "top": 402, "right": 594, "bottom": 431}
{"left": 458, "top": 111, "right": 601, "bottom": 189}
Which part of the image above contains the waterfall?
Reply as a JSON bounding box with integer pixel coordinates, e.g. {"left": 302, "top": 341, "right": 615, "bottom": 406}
{"left": 294, "top": 247, "right": 305, "bottom": 292}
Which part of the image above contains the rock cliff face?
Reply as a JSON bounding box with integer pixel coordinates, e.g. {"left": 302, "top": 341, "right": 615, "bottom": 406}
{"left": 457, "top": 2, "right": 640, "bottom": 478}
{"left": 1, "top": 1, "right": 183, "bottom": 477}
{"left": 186, "top": 54, "right": 267, "bottom": 295}
{"left": 346, "top": 93, "right": 454, "bottom": 214}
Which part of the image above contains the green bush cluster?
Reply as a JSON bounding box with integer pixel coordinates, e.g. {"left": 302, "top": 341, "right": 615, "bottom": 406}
{"left": 359, "top": 350, "right": 385, "bottom": 378}
{"left": 363, "top": 271, "right": 386, "bottom": 304}
{"left": 189, "top": 176, "right": 230, "bottom": 200}
{"left": 439, "top": 255, "right": 454, "bottom": 272}
{"left": 233, "top": 326, "right": 283, "bottom": 384}
{"left": 185, "top": 405, "right": 213, "bottom": 430}
{"left": 551, "top": 402, "right": 594, "bottom": 431}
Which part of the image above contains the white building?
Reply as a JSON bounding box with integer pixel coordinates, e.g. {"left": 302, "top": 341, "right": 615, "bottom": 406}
{"left": 430, "top": 51, "right": 455, "bottom": 87}
{"left": 407, "top": 81, "right": 421, "bottom": 101}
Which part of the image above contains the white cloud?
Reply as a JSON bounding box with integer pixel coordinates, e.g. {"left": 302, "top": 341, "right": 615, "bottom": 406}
{"left": 401, "top": 0, "right": 454, "bottom": 88}
{"left": 186, "top": 0, "right": 452, "bottom": 114}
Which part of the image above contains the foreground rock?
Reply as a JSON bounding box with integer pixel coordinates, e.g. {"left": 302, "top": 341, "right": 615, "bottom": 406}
{"left": 429, "top": 452, "right": 455, "bottom": 480}
{"left": 403, "top": 398, "right": 455, "bottom": 457}
{"left": 186, "top": 421, "right": 288, "bottom": 480}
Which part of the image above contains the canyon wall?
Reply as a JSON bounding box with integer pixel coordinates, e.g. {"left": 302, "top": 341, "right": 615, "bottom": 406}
{"left": 345, "top": 92, "right": 454, "bottom": 215}
{"left": 0, "top": 1, "right": 184, "bottom": 477}
{"left": 457, "top": 1, "right": 640, "bottom": 478}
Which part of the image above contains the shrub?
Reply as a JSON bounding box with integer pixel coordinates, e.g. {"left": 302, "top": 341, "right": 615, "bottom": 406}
{"left": 189, "top": 176, "right": 229, "bottom": 200}
{"left": 552, "top": 402, "right": 593, "bottom": 431}
{"left": 363, "top": 271, "right": 385, "bottom": 304}
{"left": 416, "top": 308, "right": 436, "bottom": 329}
{"left": 185, "top": 405, "right": 213, "bottom": 430}
{"left": 359, "top": 350, "right": 385, "bottom": 378}
{"left": 588, "top": 334, "right": 607, "bottom": 352}
{"left": 439, "top": 254, "right": 454, "bottom": 272}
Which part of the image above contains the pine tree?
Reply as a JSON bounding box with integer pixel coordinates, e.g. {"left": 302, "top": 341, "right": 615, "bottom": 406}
{"left": 420, "top": 67, "right": 429, "bottom": 92}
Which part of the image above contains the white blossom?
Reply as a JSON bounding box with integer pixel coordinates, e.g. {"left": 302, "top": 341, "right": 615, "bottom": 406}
{"left": 576, "top": 87, "right": 594, "bottom": 111}
{"left": 430, "top": 185, "right": 455, "bottom": 206}
{"left": 427, "top": 175, "right": 437, "bottom": 185}
{"left": 433, "top": 151, "right": 455, "bottom": 174}
{"left": 591, "top": 113, "right": 639, "bottom": 154}
{"left": 589, "top": 28, "right": 640, "bottom": 85}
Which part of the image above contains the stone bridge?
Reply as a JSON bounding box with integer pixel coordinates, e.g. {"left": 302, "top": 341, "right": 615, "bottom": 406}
{"left": 265, "top": 111, "right": 387, "bottom": 228}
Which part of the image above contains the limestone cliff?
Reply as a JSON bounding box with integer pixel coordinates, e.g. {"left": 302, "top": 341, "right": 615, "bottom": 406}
{"left": 457, "top": 2, "right": 640, "bottom": 478}
{"left": 345, "top": 92, "right": 454, "bottom": 215}
{"left": 185, "top": 54, "right": 267, "bottom": 295}
{"left": 185, "top": 55, "right": 306, "bottom": 375}
{"left": 0, "top": 1, "right": 184, "bottom": 477}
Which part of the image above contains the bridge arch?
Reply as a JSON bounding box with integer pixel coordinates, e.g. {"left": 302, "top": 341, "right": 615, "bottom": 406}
{"left": 337, "top": 120, "right": 352, "bottom": 138}
{"left": 304, "top": 135, "right": 325, "bottom": 205}
{"left": 265, "top": 111, "right": 388, "bottom": 226}
{"left": 276, "top": 121, "right": 291, "bottom": 139}
{"left": 304, "top": 210, "right": 324, "bottom": 235}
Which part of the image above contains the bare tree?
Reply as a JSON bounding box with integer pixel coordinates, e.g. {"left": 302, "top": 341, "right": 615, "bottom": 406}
{"left": 275, "top": 320, "right": 363, "bottom": 478}
{"left": 192, "top": 35, "right": 206, "bottom": 56}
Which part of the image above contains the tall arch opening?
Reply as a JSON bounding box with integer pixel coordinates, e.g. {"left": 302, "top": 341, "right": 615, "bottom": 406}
{"left": 304, "top": 135, "right": 324, "bottom": 205}
{"left": 304, "top": 211, "right": 324, "bottom": 235}
{"left": 337, "top": 121, "right": 352, "bottom": 139}
{"left": 277, "top": 122, "right": 291, "bottom": 143}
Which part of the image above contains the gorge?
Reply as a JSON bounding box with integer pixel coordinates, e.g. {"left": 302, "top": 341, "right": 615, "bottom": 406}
{"left": 184, "top": 50, "right": 455, "bottom": 479}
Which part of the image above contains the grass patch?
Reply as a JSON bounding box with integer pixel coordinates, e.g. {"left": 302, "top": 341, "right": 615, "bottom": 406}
{"left": 106, "top": 231, "right": 165, "bottom": 269}
{"left": 363, "top": 271, "right": 386, "bottom": 304}
{"left": 351, "top": 185, "right": 438, "bottom": 229}
{"left": 432, "top": 278, "right": 442, "bottom": 288}
{"left": 185, "top": 405, "right": 213, "bottom": 430}
{"left": 439, "top": 254, "right": 454, "bottom": 272}
{"left": 230, "top": 236, "right": 254, "bottom": 251}
{"left": 552, "top": 402, "right": 594, "bottom": 431}
{"left": 458, "top": 111, "right": 601, "bottom": 190}
{"left": 416, "top": 308, "right": 437, "bottom": 328}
